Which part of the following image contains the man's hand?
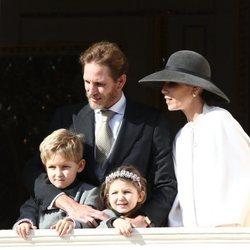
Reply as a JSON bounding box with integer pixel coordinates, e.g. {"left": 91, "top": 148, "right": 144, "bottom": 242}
{"left": 125, "top": 215, "right": 150, "bottom": 228}
{"left": 55, "top": 194, "right": 108, "bottom": 227}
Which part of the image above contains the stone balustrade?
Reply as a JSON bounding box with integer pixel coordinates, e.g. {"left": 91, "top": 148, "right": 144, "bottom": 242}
{"left": 1, "top": 227, "right": 250, "bottom": 250}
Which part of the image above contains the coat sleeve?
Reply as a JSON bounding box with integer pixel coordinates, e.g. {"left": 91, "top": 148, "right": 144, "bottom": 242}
{"left": 137, "top": 113, "right": 177, "bottom": 226}
{"left": 78, "top": 186, "right": 103, "bottom": 210}
{"left": 97, "top": 209, "right": 118, "bottom": 228}
{"left": 13, "top": 196, "right": 39, "bottom": 228}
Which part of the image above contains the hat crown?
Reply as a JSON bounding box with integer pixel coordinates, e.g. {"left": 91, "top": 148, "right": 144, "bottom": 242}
{"left": 166, "top": 50, "right": 211, "bottom": 80}
{"left": 139, "top": 49, "right": 230, "bottom": 103}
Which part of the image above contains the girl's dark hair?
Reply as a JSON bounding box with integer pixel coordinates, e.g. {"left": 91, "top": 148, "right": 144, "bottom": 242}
{"left": 99, "top": 165, "right": 147, "bottom": 210}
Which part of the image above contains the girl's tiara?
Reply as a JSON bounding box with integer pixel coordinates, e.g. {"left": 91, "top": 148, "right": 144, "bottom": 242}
{"left": 105, "top": 170, "right": 141, "bottom": 187}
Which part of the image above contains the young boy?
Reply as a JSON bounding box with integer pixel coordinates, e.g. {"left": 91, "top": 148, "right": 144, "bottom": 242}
{"left": 14, "top": 129, "right": 101, "bottom": 238}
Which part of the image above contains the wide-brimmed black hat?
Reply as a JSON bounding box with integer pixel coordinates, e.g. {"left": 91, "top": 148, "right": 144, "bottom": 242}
{"left": 139, "top": 50, "right": 230, "bottom": 103}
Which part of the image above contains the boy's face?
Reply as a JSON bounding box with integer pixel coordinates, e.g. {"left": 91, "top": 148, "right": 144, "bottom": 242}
{"left": 45, "top": 153, "right": 85, "bottom": 189}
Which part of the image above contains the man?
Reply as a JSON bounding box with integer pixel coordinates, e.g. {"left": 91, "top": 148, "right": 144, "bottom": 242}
{"left": 23, "top": 41, "right": 177, "bottom": 227}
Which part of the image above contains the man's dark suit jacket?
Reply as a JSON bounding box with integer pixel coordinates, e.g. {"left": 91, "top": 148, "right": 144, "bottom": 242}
{"left": 23, "top": 99, "right": 177, "bottom": 226}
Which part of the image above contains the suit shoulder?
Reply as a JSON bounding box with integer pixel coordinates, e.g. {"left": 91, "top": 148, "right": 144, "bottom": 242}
{"left": 55, "top": 103, "right": 86, "bottom": 115}
{"left": 127, "top": 99, "right": 161, "bottom": 114}
{"left": 48, "top": 103, "right": 87, "bottom": 130}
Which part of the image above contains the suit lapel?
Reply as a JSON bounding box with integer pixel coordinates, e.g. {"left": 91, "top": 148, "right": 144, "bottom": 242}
{"left": 71, "top": 101, "right": 146, "bottom": 178}
{"left": 72, "top": 105, "right": 95, "bottom": 146}
{"left": 108, "top": 101, "right": 145, "bottom": 166}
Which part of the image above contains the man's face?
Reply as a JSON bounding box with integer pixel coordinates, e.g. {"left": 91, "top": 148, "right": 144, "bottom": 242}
{"left": 83, "top": 62, "right": 126, "bottom": 109}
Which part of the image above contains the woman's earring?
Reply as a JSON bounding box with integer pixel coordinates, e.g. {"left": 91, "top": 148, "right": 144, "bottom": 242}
{"left": 192, "top": 93, "right": 197, "bottom": 98}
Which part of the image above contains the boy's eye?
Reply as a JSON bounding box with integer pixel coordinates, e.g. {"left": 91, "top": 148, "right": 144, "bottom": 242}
{"left": 62, "top": 165, "right": 70, "bottom": 170}
{"left": 48, "top": 165, "right": 55, "bottom": 169}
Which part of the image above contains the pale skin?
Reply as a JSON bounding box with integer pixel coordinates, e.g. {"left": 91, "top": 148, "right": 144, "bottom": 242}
{"left": 16, "top": 154, "right": 85, "bottom": 238}
{"left": 161, "top": 81, "right": 204, "bottom": 121}
{"left": 107, "top": 179, "right": 145, "bottom": 237}
{"left": 162, "top": 81, "right": 240, "bottom": 227}
{"left": 15, "top": 223, "right": 37, "bottom": 239}
{"left": 55, "top": 62, "right": 148, "bottom": 227}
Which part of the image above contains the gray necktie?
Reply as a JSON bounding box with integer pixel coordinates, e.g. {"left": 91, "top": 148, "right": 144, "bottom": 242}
{"left": 95, "top": 110, "right": 116, "bottom": 163}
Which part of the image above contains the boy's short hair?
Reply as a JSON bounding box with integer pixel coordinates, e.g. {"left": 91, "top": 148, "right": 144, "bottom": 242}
{"left": 39, "top": 129, "right": 84, "bottom": 165}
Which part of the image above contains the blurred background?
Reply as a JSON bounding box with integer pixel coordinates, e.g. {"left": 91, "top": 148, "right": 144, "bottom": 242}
{"left": 0, "top": 0, "right": 249, "bottom": 228}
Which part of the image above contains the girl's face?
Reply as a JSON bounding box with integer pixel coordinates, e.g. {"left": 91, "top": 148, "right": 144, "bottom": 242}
{"left": 107, "top": 179, "right": 144, "bottom": 215}
{"left": 45, "top": 153, "right": 85, "bottom": 189}
{"left": 161, "top": 82, "right": 196, "bottom": 112}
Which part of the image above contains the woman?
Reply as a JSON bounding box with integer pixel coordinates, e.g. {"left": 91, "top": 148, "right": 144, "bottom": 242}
{"left": 139, "top": 50, "right": 250, "bottom": 227}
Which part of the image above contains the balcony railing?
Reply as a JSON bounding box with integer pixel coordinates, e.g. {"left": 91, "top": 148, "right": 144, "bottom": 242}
{"left": 1, "top": 227, "right": 250, "bottom": 249}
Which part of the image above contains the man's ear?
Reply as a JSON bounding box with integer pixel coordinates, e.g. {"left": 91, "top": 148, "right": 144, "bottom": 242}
{"left": 117, "top": 74, "right": 126, "bottom": 90}
{"left": 77, "top": 159, "right": 86, "bottom": 173}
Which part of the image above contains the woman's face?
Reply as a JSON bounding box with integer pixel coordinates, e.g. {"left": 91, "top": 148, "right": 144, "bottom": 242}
{"left": 161, "top": 82, "right": 196, "bottom": 112}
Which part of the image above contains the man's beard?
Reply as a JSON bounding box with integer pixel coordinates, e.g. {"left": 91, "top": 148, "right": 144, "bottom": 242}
{"left": 86, "top": 92, "right": 118, "bottom": 110}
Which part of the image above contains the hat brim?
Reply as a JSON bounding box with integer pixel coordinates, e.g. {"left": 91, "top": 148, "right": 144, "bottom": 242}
{"left": 139, "top": 69, "right": 230, "bottom": 103}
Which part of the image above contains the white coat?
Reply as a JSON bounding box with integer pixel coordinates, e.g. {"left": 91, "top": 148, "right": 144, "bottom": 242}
{"left": 169, "top": 104, "right": 250, "bottom": 227}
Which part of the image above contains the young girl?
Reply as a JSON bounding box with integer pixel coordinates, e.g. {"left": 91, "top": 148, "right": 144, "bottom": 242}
{"left": 98, "top": 165, "right": 151, "bottom": 236}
